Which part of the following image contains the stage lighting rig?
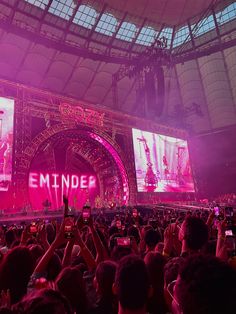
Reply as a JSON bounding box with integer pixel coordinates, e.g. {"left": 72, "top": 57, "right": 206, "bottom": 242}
{"left": 174, "top": 102, "right": 204, "bottom": 118}
{"left": 167, "top": 102, "right": 204, "bottom": 130}
{"left": 112, "top": 41, "right": 171, "bottom": 114}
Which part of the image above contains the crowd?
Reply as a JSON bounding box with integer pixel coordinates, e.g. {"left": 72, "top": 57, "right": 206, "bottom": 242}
{"left": 0, "top": 198, "right": 235, "bottom": 314}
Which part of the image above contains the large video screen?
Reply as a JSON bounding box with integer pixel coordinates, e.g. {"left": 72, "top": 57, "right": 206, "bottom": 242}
{"left": 0, "top": 97, "right": 14, "bottom": 191}
{"left": 132, "top": 128, "right": 195, "bottom": 193}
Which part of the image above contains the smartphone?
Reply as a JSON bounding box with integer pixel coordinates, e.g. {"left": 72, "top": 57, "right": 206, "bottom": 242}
{"left": 132, "top": 209, "right": 138, "bottom": 218}
{"left": 225, "top": 230, "right": 233, "bottom": 237}
{"left": 64, "top": 216, "right": 74, "bottom": 239}
{"left": 116, "top": 237, "right": 131, "bottom": 247}
{"left": 225, "top": 207, "right": 233, "bottom": 218}
{"left": 82, "top": 207, "right": 91, "bottom": 224}
{"left": 225, "top": 233, "right": 235, "bottom": 257}
{"left": 214, "top": 207, "right": 220, "bottom": 217}
{"left": 30, "top": 222, "right": 38, "bottom": 235}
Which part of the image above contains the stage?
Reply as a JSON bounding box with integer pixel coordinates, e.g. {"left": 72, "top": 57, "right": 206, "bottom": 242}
{"left": 0, "top": 79, "right": 196, "bottom": 213}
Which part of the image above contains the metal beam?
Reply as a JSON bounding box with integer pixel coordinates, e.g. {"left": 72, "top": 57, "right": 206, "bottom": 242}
{"left": 62, "top": 0, "right": 83, "bottom": 40}
{"left": 120, "top": 77, "right": 137, "bottom": 111}
{"left": 187, "top": 20, "right": 196, "bottom": 48}
{"left": 8, "top": 0, "right": 20, "bottom": 23}
{"left": 86, "top": 3, "right": 107, "bottom": 45}
{"left": 39, "top": 50, "right": 58, "bottom": 88}
{"left": 170, "top": 26, "right": 176, "bottom": 52}
{"left": 61, "top": 57, "right": 81, "bottom": 93}
{"left": 81, "top": 62, "right": 103, "bottom": 99}
{"left": 36, "top": 0, "right": 54, "bottom": 33}
{"left": 106, "top": 11, "right": 128, "bottom": 51}
{"left": 129, "top": 18, "right": 147, "bottom": 52}
{"left": 173, "top": 36, "right": 236, "bottom": 64}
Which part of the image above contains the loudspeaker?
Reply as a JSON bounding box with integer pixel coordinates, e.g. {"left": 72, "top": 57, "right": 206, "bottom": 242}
{"left": 145, "top": 70, "right": 156, "bottom": 111}
{"left": 145, "top": 67, "right": 165, "bottom": 117}
{"left": 156, "top": 66, "right": 165, "bottom": 116}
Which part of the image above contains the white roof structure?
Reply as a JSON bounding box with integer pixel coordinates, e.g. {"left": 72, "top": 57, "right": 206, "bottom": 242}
{"left": 0, "top": 0, "right": 236, "bottom": 132}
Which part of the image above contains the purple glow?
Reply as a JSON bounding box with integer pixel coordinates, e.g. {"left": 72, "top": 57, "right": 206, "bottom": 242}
{"left": 29, "top": 172, "right": 98, "bottom": 210}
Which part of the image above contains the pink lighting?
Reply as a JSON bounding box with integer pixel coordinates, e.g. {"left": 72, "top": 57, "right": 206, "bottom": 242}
{"left": 29, "top": 173, "right": 96, "bottom": 190}
{"left": 29, "top": 172, "right": 98, "bottom": 210}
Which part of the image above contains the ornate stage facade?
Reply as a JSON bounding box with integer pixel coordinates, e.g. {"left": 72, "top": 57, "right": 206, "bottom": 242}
{"left": 0, "top": 78, "right": 193, "bottom": 212}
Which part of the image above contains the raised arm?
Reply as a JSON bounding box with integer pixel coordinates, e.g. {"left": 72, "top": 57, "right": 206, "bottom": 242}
{"left": 33, "top": 221, "right": 66, "bottom": 275}
{"left": 88, "top": 217, "right": 109, "bottom": 263}
{"left": 75, "top": 226, "right": 96, "bottom": 271}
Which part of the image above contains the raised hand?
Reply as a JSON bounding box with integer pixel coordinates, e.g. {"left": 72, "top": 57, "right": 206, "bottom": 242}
{"left": 0, "top": 290, "right": 10, "bottom": 308}
{"left": 163, "top": 224, "right": 173, "bottom": 256}
{"left": 20, "top": 225, "right": 31, "bottom": 245}
{"left": 38, "top": 224, "right": 49, "bottom": 250}
{"left": 63, "top": 195, "right": 69, "bottom": 205}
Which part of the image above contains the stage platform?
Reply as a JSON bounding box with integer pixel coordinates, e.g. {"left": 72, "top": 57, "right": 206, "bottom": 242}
{"left": 0, "top": 211, "right": 64, "bottom": 225}
{"left": 0, "top": 204, "right": 212, "bottom": 225}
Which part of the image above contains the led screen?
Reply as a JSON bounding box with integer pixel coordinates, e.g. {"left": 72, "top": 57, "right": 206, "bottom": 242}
{"left": 132, "top": 128, "right": 195, "bottom": 193}
{"left": 0, "top": 97, "right": 14, "bottom": 191}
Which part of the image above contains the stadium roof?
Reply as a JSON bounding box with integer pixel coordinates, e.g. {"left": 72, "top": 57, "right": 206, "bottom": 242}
{"left": 0, "top": 0, "right": 236, "bottom": 124}
{"left": 90, "top": 0, "right": 227, "bottom": 26}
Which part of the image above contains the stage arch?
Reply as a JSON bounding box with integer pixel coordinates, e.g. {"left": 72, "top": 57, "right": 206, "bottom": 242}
{"left": 16, "top": 124, "right": 131, "bottom": 209}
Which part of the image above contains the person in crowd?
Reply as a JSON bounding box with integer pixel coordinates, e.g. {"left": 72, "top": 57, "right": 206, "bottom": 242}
{"left": 113, "top": 254, "right": 151, "bottom": 314}
{"left": 56, "top": 266, "right": 88, "bottom": 314}
{"left": 172, "top": 254, "right": 236, "bottom": 314}
{"left": 13, "top": 289, "right": 72, "bottom": 314}
{"left": 163, "top": 257, "right": 184, "bottom": 312}
{"left": 0, "top": 199, "right": 234, "bottom": 314}
{"left": 0, "top": 230, "right": 15, "bottom": 254}
{"left": 143, "top": 229, "right": 161, "bottom": 256}
{"left": 0, "top": 246, "right": 34, "bottom": 304}
{"left": 144, "top": 252, "right": 168, "bottom": 314}
{"left": 91, "top": 261, "right": 117, "bottom": 314}
{"left": 163, "top": 216, "right": 208, "bottom": 258}
{"left": 178, "top": 216, "right": 209, "bottom": 256}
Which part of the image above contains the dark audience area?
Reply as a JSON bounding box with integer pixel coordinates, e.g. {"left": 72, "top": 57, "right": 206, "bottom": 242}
{"left": 0, "top": 198, "right": 235, "bottom": 314}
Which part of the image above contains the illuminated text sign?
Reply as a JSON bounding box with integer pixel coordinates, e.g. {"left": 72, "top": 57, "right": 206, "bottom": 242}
{"left": 59, "top": 103, "right": 104, "bottom": 127}
{"left": 29, "top": 172, "right": 97, "bottom": 189}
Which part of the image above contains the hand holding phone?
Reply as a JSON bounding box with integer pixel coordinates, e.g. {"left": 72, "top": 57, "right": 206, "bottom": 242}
{"left": 63, "top": 195, "right": 69, "bottom": 216}
{"left": 132, "top": 209, "right": 138, "bottom": 218}
{"left": 82, "top": 207, "right": 91, "bottom": 224}
{"left": 214, "top": 207, "right": 220, "bottom": 217}
{"left": 116, "top": 237, "right": 131, "bottom": 247}
{"left": 225, "top": 230, "right": 233, "bottom": 237}
{"left": 224, "top": 207, "right": 233, "bottom": 218}
{"left": 64, "top": 216, "right": 75, "bottom": 239}
{"left": 63, "top": 195, "right": 69, "bottom": 205}
{"left": 30, "top": 222, "right": 38, "bottom": 235}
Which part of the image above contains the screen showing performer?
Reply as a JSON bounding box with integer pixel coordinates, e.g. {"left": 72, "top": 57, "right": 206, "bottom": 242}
{"left": 132, "top": 128, "right": 195, "bottom": 193}
{"left": 0, "top": 97, "right": 14, "bottom": 191}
